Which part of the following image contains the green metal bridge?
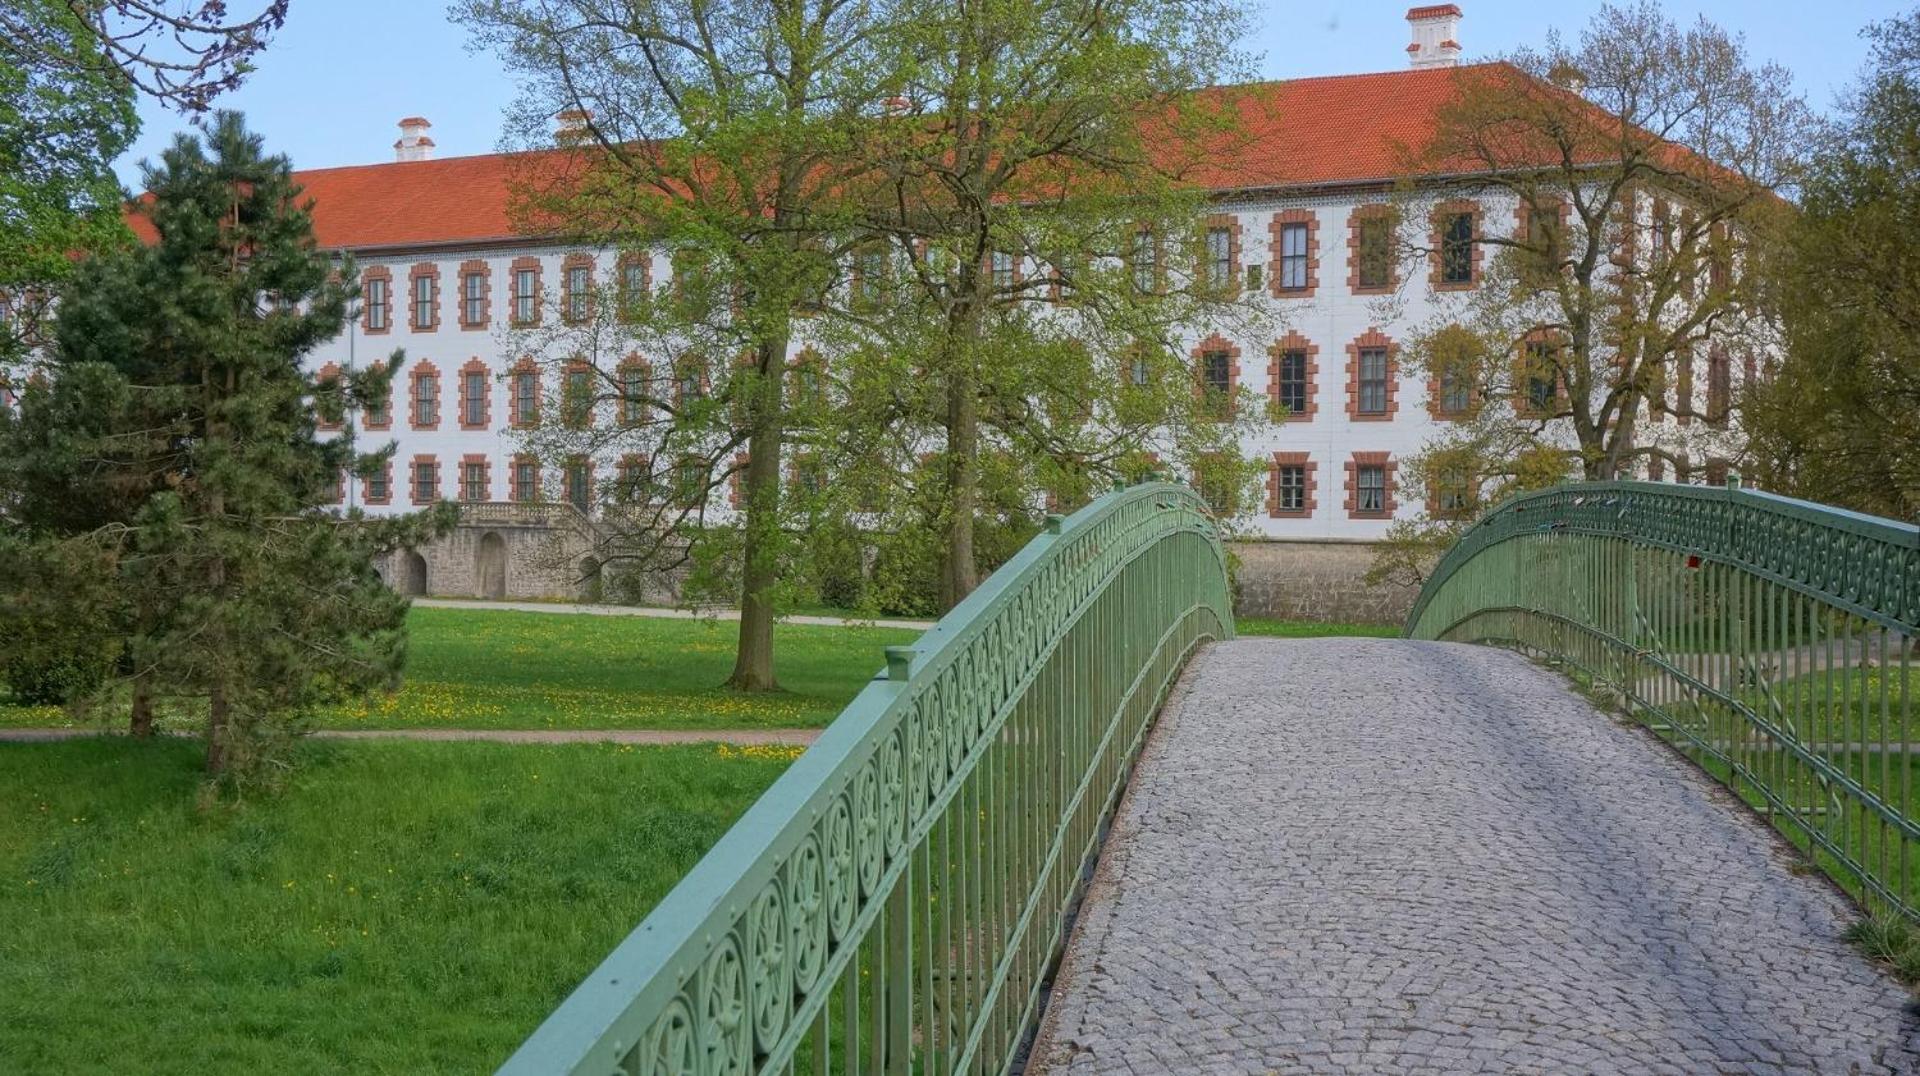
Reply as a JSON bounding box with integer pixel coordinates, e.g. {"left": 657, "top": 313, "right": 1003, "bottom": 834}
{"left": 496, "top": 480, "right": 1920, "bottom": 1075}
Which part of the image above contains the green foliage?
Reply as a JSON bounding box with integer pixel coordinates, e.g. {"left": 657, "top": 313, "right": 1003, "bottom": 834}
{"left": 0, "top": 114, "right": 451, "bottom": 786}
{"left": 0, "top": 738, "right": 789, "bottom": 1072}
{"left": 1745, "top": 9, "right": 1920, "bottom": 517}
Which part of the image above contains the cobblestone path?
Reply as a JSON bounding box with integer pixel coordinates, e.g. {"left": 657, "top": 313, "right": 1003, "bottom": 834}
{"left": 1030, "top": 638, "right": 1920, "bottom": 1075}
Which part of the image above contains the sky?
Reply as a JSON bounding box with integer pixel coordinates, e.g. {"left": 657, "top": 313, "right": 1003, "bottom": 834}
{"left": 111, "top": 0, "right": 1906, "bottom": 185}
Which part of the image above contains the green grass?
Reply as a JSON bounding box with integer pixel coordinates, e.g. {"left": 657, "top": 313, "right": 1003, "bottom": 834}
{"left": 1234, "top": 616, "right": 1400, "bottom": 639}
{"left": 0, "top": 737, "right": 797, "bottom": 1074}
{"left": 1, "top": 607, "right": 919, "bottom": 732}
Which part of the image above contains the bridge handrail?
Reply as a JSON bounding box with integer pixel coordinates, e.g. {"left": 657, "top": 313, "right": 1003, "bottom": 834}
{"left": 1407, "top": 480, "right": 1920, "bottom": 638}
{"left": 1405, "top": 479, "right": 1920, "bottom": 921}
{"left": 498, "top": 481, "right": 1233, "bottom": 1075}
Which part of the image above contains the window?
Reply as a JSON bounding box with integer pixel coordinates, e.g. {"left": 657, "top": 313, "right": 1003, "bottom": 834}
{"left": 1707, "top": 348, "right": 1732, "bottom": 424}
{"left": 1356, "top": 464, "right": 1387, "bottom": 514}
{"left": 1651, "top": 201, "right": 1673, "bottom": 269}
{"left": 620, "top": 364, "right": 647, "bottom": 425}
{"left": 1127, "top": 352, "right": 1150, "bottom": 388}
{"left": 792, "top": 360, "right": 825, "bottom": 410}
{"left": 1433, "top": 466, "right": 1473, "bottom": 518}
{"left": 856, "top": 246, "right": 887, "bottom": 307}
{"left": 674, "top": 457, "right": 706, "bottom": 506}
{"left": 565, "top": 460, "right": 590, "bottom": 511}
{"left": 514, "top": 458, "right": 538, "bottom": 502}
{"left": 990, "top": 250, "right": 1015, "bottom": 291}
{"left": 462, "top": 460, "right": 488, "bottom": 502}
{"left": 566, "top": 264, "right": 590, "bottom": 321}
{"left": 1438, "top": 367, "right": 1471, "bottom": 416}
{"left": 616, "top": 456, "right": 652, "bottom": 504}
{"left": 1277, "top": 223, "right": 1309, "bottom": 291}
{"left": 512, "top": 369, "right": 538, "bottom": 426}
{"left": 621, "top": 258, "right": 648, "bottom": 313}
{"left": 365, "top": 393, "right": 390, "bottom": 428}
{"left": 1131, "top": 229, "right": 1156, "bottom": 293}
{"left": 1357, "top": 347, "right": 1389, "bottom": 415}
{"left": 677, "top": 361, "right": 703, "bottom": 405}
{"left": 413, "top": 459, "right": 438, "bottom": 502}
{"left": 1276, "top": 350, "right": 1308, "bottom": 415}
{"left": 1525, "top": 204, "right": 1561, "bottom": 282}
{"left": 1356, "top": 216, "right": 1391, "bottom": 290}
{"left": 564, "top": 366, "right": 591, "bottom": 428}
{"left": 367, "top": 467, "right": 390, "bottom": 503}
{"left": 412, "top": 272, "right": 435, "bottom": 329}
{"left": 463, "top": 370, "right": 486, "bottom": 427}
{"left": 513, "top": 268, "right": 537, "bottom": 324}
{"left": 792, "top": 455, "right": 824, "bottom": 497}
{"left": 1522, "top": 340, "right": 1558, "bottom": 414}
{"left": 413, "top": 371, "right": 438, "bottom": 427}
{"left": 1276, "top": 464, "right": 1306, "bottom": 512}
{"left": 462, "top": 271, "right": 485, "bottom": 326}
{"left": 1440, "top": 211, "right": 1474, "bottom": 284}
{"left": 365, "top": 277, "right": 389, "bottom": 330}
{"left": 1204, "top": 226, "right": 1231, "bottom": 290}
{"left": 1200, "top": 349, "right": 1232, "bottom": 418}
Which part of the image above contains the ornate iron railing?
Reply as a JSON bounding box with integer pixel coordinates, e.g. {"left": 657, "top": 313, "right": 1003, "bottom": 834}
{"left": 1407, "top": 479, "right": 1920, "bottom": 919}
{"left": 499, "top": 482, "right": 1233, "bottom": 1075}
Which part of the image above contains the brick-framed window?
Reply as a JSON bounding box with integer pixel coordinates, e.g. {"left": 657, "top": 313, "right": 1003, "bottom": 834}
{"left": 988, "top": 250, "right": 1020, "bottom": 293}
{"left": 788, "top": 452, "right": 825, "bottom": 498}
{"left": 1344, "top": 451, "right": 1397, "bottom": 519}
{"left": 562, "top": 360, "right": 594, "bottom": 429}
{"left": 410, "top": 454, "right": 441, "bottom": 505}
{"left": 563, "top": 457, "right": 593, "bottom": 512}
{"left": 1345, "top": 329, "right": 1399, "bottom": 421}
{"left": 618, "top": 355, "right": 650, "bottom": 426}
{"left": 510, "top": 360, "right": 541, "bottom": 428}
{"left": 1129, "top": 227, "right": 1160, "bottom": 294}
{"left": 315, "top": 362, "right": 344, "bottom": 431}
{"left": 1430, "top": 200, "right": 1482, "bottom": 290}
{"left": 509, "top": 454, "right": 540, "bottom": 502}
{"left": 1267, "top": 452, "right": 1317, "bottom": 518}
{"left": 1706, "top": 345, "right": 1731, "bottom": 427}
{"left": 509, "top": 256, "right": 542, "bottom": 327}
{"left": 361, "top": 266, "right": 393, "bottom": 334}
{"left": 1269, "top": 210, "right": 1318, "bottom": 297}
{"left": 410, "top": 360, "right": 441, "bottom": 430}
{"left": 363, "top": 367, "right": 392, "bottom": 430}
{"left": 1347, "top": 205, "right": 1397, "bottom": 294}
{"left": 615, "top": 453, "right": 654, "bottom": 504}
{"left": 728, "top": 452, "right": 750, "bottom": 508}
{"left": 618, "top": 253, "right": 651, "bottom": 319}
{"left": 562, "top": 253, "right": 595, "bottom": 324}
{"left": 675, "top": 354, "right": 708, "bottom": 408}
{"left": 1426, "top": 328, "right": 1477, "bottom": 421}
{"left": 1516, "top": 196, "right": 1571, "bottom": 286}
{"left": 1515, "top": 329, "right": 1566, "bottom": 419}
{"left": 1192, "top": 452, "right": 1240, "bottom": 516}
{"left": 324, "top": 469, "right": 344, "bottom": 504}
{"left": 457, "top": 260, "right": 491, "bottom": 329}
{"left": 458, "top": 358, "right": 491, "bottom": 430}
{"left": 1428, "top": 462, "right": 1477, "bottom": 519}
{"left": 1190, "top": 334, "right": 1240, "bottom": 420}
{"left": 1267, "top": 332, "right": 1318, "bottom": 422}
{"left": 460, "top": 454, "right": 491, "bottom": 502}
{"left": 852, "top": 243, "right": 890, "bottom": 310}
{"left": 1200, "top": 214, "right": 1241, "bottom": 295}
{"left": 789, "top": 348, "right": 828, "bottom": 412}
{"left": 408, "top": 262, "right": 440, "bottom": 332}
{"left": 1673, "top": 344, "right": 1695, "bottom": 426}
{"left": 364, "top": 459, "right": 394, "bottom": 506}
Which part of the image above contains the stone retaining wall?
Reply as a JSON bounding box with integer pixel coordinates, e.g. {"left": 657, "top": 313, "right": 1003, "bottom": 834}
{"left": 1228, "top": 538, "right": 1415, "bottom": 626}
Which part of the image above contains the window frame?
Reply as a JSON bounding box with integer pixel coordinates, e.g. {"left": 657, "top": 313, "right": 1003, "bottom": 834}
{"left": 1356, "top": 347, "right": 1390, "bottom": 416}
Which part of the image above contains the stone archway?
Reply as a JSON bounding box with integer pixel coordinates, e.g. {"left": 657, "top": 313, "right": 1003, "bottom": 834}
{"left": 400, "top": 551, "right": 429, "bottom": 597}
{"left": 476, "top": 532, "right": 508, "bottom": 599}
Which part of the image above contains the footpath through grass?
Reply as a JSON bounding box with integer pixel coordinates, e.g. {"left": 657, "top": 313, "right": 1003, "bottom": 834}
{"left": 0, "top": 737, "right": 795, "bottom": 1074}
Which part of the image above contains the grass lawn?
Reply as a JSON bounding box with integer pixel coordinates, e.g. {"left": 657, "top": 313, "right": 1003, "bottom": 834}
{"left": 1235, "top": 615, "right": 1399, "bottom": 638}
{"left": 0, "top": 737, "right": 796, "bottom": 1074}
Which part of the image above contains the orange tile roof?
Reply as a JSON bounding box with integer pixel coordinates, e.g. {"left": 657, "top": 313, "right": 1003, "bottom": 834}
{"left": 126, "top": 64, "right": 1589, "bottom": 252}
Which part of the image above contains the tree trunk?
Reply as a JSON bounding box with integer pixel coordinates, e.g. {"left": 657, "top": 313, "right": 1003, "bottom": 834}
{"left": 941, "top": 362, "right": 979, "bottom": 611}
{"left": 129, "top": 678, "right": 153, "bottom": 738}
{"left": 205, "top": 683, "right": 229, "bottom": 775}
{"left": 727, "top": 338, "right": 786, "bottom": 692}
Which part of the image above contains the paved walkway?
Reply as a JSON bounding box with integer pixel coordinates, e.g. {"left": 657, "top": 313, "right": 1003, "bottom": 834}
{"left": 414, "top": 597, "right": 934, "bottom": 631}
{"left": 0, "top": 727, "right": 818, "bottom": 746}
{"left": 1031, "top": 637, "right": 1920, "bottom": 1075}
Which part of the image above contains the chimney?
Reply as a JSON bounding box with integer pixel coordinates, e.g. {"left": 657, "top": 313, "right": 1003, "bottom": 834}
{"left": 1406, "top": 5, "right": 1463, "bottom": 69}
{"left": 555, "top": 108, "right": 593, "bottom": 144}
{"left": 394, "top": 116, "right": 434, "bottom": 162}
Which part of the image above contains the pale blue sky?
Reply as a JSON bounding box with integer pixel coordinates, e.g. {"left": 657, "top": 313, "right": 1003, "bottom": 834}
{"left": 113, "top": 0, "right": 1906, "bottom": 185}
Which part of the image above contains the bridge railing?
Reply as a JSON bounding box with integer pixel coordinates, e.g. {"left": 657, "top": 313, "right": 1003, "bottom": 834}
{"left": 1406, "top": 479, "right": 1920, "bottom": 919}
{"left": 499, "top": 482, "right": 1233, "bottom": 1075}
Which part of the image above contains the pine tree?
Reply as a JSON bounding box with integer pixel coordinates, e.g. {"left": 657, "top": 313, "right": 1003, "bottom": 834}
{"left": 0, "top": 113, "right": 450, "bottom": 784}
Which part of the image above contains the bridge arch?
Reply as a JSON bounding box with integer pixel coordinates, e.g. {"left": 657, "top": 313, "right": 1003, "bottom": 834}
{"left": 498, "top": 482, "right": 1233, "bottom": 1076}
{"left": 1406, "top": 479, "right": 1920, "bottom": 920}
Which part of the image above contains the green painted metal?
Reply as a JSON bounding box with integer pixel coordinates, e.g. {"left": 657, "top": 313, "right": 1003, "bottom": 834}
{"left": 499, "top": 482, "right": 1233, "bottom": 1076}
{"left": 1407, "top": 479, "right": 1920, "bottom": 919}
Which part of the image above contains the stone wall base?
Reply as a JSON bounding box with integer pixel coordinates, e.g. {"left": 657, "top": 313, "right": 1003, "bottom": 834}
{"left": 375, "top": 521, "right": 683, "bottom": 604}
{"left": 1228, "top": 538, "right": 1414, "bottom": 626}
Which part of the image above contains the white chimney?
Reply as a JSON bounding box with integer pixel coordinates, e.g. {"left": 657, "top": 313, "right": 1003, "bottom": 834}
{"left": 555, "top": 108, "right": 593, "bottom": 144}
{"left": 1406, "top": 4, "right": 1463, "bottom": 69}
{"left": 394, "top": 116, "right": 434, "bottom": 162}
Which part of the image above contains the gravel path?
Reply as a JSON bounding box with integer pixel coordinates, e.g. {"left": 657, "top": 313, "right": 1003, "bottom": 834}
{"left": 0, "top": 727, "right": 818, "bottom": 746}
{"left": 1029, "top": 637, "right": 1920, "bottom": 1075}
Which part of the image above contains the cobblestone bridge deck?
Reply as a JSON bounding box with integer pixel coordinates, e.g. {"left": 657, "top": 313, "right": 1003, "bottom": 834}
{"left": 1030, "top": 638, "right": 1920, "bottom": 1075}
